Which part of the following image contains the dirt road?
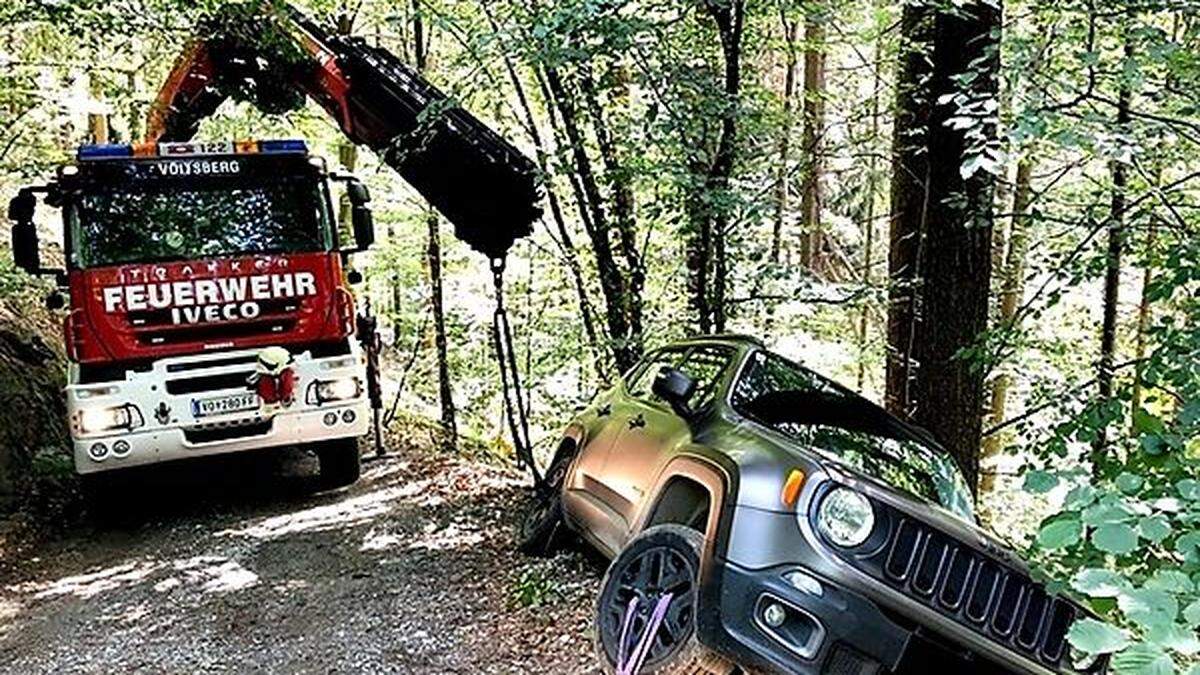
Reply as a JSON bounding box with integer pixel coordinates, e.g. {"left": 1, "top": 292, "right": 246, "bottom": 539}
{"left": 0, "top": 439, "right": 603, "bottom": 674}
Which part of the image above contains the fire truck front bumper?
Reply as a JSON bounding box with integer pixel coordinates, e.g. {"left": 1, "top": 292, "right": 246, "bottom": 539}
{"left": 67, "top": 346, "right": 370, "bottom": 475}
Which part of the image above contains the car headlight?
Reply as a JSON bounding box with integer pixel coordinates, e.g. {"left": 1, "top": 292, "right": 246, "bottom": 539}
{"left": 314, "top": 377, "right": 362, "bottom": 403}
{"left": 816, "top": 487, "right": 875, "bottom": 547}
{"left": 78, "top": 404, "right": 142, "bottom": 435}
{"left": 1069, "top": 645, "right": 1100, "bottom": 672}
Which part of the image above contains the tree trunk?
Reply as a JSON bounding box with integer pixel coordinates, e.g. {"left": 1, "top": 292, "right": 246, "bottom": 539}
{"left": 414, "top": 0, "right": 457, "bottom": 450}
{"left": 1092, "top": 23, "right": 1134, "bottom": 473}
{"left": 579, "top": 68, "right": 645, "bottom": 356}
{"left": 542, "top": 65, "right": 640, "bottom": 373}
{"left": 856, "top": 17, "right": 886, "bottom": 391}
{"left": 771, "top": 14, "right": 800, "bottom": 265}
{"left": 1130, "top": 222, "right": 1155, "bottom": 428}
{"left": 799, "top": 8, "right": 826, "bottom": 274}
{"left": 478, "top": 2, "right": 608, "bottom": 380}
{"left": 87, "top": 72, "right": 108, "bottom": 144}
{"left": 979, "top": 156, "right": 1034, "bottom": 496}
{"left": 688, "top": 0, "right": 744, "bottom": 334}
{"left": 886, "top": 0, "right": 1001, "bottom": 491}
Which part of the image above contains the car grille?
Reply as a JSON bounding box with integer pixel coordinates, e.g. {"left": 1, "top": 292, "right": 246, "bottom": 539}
{"left": 881, "top": 517, "right": 1074, "bottom": 665}
{"left": 820, "top": 498, "right": 1077, "bottom": 669}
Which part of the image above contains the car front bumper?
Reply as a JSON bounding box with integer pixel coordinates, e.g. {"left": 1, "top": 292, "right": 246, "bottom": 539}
{"left": 697, "top": 505, "right": 1060, "bottom": 675}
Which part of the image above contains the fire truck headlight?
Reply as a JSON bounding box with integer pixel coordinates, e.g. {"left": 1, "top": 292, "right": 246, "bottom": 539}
{"left": 78, "top": 404, "right": 142, "bottom": 435}
{"left": 314, "top": 377, "right": 361, "bottom": 404}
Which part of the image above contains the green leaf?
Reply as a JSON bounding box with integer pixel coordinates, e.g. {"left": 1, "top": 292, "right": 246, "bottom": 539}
{"left": 1110, "top": 643, "right": 1176, "bottom": 675}
{"left": 1139, "top": 515, "right": 1173, "bottom": 543}
{"left": 1117, "top": 473, "right": 1146, "bottom": 495}
{"left": 1177, "top": 480, "right": 1200, "bottom": 501}
{"left": 1085, "top": 501, "right": 1136, "bottom": 526}
{"left": 1175, "top": 532, "right": 1200, "bottom": 562}
{"left": 1067, "top": 618, "right": 1129, "bottom": 654}
{"left": 1146, "top": 570, "right": 1195, "bottom": 595}
{"left": 1067, "top": 485, "right": 1100, "bottom": 510}
{"left": 1072, "top": 568, "right": 1129, "bottom": 597}
{"left": 1024, "top": 470, "right": 1060, "bottom": 494}
{"left": 1183, "top": 601, "right": 1200, "bottom": 628}
{"left": 1094, "top": 523, "right": 1139, "bottom": 555}
{"left": 1135, "top": 410, "right": 1167, "bottom": 436}
{"left": 1147, "top": 624, "right": 1200, "bottom": 656}
{"left": 1119, "top": 588, "right": 1179, "bottom": 629}
{"left": 1039, "top": 518, "right": 1083, "bottom": 550}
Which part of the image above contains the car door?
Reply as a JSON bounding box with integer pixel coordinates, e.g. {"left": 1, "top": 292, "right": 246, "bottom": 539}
{"left": 601, "top": 345, "right": 736, "bottom": 542}
{"left": 564, "top": 348, "right": 687, "bottom": 552}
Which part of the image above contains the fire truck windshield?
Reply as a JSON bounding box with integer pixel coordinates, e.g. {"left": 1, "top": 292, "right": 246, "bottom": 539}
{"left": 68, "top": 172, "right": 334, "bottom": 268}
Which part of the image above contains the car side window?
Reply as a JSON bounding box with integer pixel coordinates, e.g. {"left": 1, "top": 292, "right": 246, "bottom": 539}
{"left": 626, "top": 349, "right": 686, "bottom": 401}
{"left": 731, "top": 350, "right": 839, "bottom": 411}
{"left": 677, "top": 346, "right": 735, "bottom": 410}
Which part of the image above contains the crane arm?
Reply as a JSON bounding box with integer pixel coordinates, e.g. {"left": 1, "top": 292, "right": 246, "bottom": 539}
{"left": 147, "top": 3, "right": 541, "bottom": 259}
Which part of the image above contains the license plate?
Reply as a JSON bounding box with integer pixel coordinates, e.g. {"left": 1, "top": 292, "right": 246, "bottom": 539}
{"left": 192, "top": 392, "right": 260, "bottom": 418}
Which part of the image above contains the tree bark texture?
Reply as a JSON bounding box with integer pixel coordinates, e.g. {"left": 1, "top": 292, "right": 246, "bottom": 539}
{"left": 799, "top": 10, "right": 826, "bottom": 274}
{"left": 886, "top": 0, "right": 1001, "bottom": 490}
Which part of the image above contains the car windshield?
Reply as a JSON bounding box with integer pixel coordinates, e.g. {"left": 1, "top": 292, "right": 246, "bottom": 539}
{"left": 732, "top": 350, "right": 976, "bottom": 522}
{"left": 69, "top": 173, "right": 332, "bottom": 268}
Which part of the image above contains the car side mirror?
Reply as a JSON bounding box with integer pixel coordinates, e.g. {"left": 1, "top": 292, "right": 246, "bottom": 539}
{"left": 9, "top": 191, "right": 40, "bottom": 275}
{"left": 652, "top": 367, "right": 696, "bottom": 419}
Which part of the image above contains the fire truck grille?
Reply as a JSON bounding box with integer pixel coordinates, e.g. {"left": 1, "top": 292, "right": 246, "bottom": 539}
{"left": 135, "top": 319, "right": 298, "bottom": 346}
{"left": 166, "top": 371, "right": 255, "bottom": 395}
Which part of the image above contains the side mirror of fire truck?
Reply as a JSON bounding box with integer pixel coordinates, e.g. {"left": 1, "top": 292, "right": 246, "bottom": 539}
{"left": 347, "top": 179, "right": 375, "bottom": 251}
{"left": 8, "top": 190, "right": 40, "bottom": 275}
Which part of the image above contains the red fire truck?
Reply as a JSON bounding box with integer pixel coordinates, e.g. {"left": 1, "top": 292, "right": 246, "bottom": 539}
{"left": 8, "top": 139, "right": 375, "bottom": 487}
{"left": 6, "top": 3, "right": 541, "bottom": 492}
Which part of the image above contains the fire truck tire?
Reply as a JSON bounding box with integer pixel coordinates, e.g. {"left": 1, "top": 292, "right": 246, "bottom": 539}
{"left": 81, "top": 473, "right": 127, "bottom": 523}
{"left": 317, "top": 438, "right": 362, "bottom": 489}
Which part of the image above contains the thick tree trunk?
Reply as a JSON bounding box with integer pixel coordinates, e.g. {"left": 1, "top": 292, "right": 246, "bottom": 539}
{"left": 979, "top": 157, "right": 1034, "bottom": 496}
{"left": 886, "top": 0, "right": 1000, "bottom": 491}
{"left": 799, "top": 9, "right": 826, "bottom": 274}
{"left": 771, "top": 14, "right": 800, "bottom": 265}
{"left": 414, "top": 0, "right": 457, "bottom": 450}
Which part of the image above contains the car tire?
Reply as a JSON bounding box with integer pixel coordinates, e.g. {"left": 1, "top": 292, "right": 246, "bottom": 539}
{"left": 317, "top": 438, "right": 361, "bottom": 490}
{"left": 593, "top": 524, "right": 737, "bottom": 675}
{"left": 516, "top": 441, "right": 575, "bottom": 557}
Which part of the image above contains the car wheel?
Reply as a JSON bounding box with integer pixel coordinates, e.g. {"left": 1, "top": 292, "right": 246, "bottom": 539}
{"left": 317, "top": 438, "right": 361, "bottom": 490}
{"left": 516, "top": 442, "right": 575, "bottom": 557}
{"left": 593, "top": 524, "right": 737, "bottom": 675}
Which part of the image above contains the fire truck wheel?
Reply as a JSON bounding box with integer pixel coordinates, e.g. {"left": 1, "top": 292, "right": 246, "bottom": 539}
{"left": 317, "top": 438, "right": 362, "bottom": 490}
{"left": 81, "top": 473, "right": 128, "bottom": 523}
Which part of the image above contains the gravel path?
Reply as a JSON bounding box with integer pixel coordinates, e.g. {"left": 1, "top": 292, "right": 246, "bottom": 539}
{"left": 0, "top": 439, "right": 604, "bottom": 674}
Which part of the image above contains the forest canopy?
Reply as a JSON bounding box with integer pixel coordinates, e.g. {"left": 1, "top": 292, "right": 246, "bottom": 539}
{"left": 2, "top": 0, "right": 1199, "bottom": 672}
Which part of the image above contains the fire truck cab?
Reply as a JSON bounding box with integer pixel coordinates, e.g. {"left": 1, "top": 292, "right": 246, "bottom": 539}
{"left": 8, "top": 139, "right": 373, "bottom": 488}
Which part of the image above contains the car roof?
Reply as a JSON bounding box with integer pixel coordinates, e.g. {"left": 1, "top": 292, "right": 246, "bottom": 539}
{"left": 668, "top": 333, "right": 765, "bottom": 349}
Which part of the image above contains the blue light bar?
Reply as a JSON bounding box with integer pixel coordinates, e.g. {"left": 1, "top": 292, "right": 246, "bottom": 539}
{"left": 258, "top": 139, "right": 309, "bottom": 154}
{"left": 78, "top": 144, "right": 133, "bottom": 160}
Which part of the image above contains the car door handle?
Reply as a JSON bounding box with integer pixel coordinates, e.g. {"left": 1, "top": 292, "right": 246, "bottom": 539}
{"left": 597, "top": 403, "right": 612, "bottom": 417}
{"left": 628, "top": 414, "right": 646, "bottom": 429}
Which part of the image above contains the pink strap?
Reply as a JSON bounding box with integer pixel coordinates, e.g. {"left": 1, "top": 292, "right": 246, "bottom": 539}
{"left": 616, "top": 593, "right": 675, "bottom": 675}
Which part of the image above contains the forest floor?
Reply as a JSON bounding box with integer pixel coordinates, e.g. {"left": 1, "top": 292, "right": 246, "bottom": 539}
{"left": 0, "top": 432, "right": 604, "bottom": 674}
